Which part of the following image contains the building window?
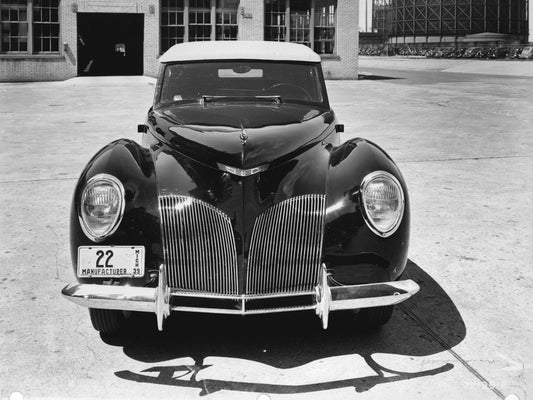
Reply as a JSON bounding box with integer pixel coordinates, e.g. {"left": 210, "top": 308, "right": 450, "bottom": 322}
{"left": 216, "top": 0, "right": 237, "bottom": 40}
{"left": 264, "top": 0, "right": 336, "bottom": 55}
{"left": 161, "top": 0, "right": 185, "bottom": 51}
{"left": 264, "top": 0, "right": 286, "bottom": 41}
{"left": 0, "top": 0, "right": 27, "bottom": 52}
{"left": 33, "top": 0, "right": 59, "bottom": 52}
{"left": 314, "top": 0, "right": 335, "bottom": 54}
{"left": 160, "top": 0, "right": 238, "bottom": 52}
{"left": 289, "top": 0, "right": 310, "bottom": 47}
{"left": 189, "top": 0, "right": 211, "bottom": 41}
{"left": 0, "top": 0, "right": 59, "bottom": 54}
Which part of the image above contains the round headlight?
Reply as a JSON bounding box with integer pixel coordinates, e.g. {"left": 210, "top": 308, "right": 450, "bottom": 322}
{"left": 79, "top": 174, "right": 125, "bottom": 242}
{"left": 360, "top": 171, "right": 405, "bottom": 237}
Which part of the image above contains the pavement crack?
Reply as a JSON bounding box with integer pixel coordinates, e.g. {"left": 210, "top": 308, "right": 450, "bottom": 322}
{"left": 408, "top": 98, "right": 525, "bottom": 120}
{"left": 398, "top": 154, "right": 533, "bottom": 163}
{"left": 399, "top": 304, "right": 506, "bottom": 399}
{"left": 74, "top": 324, "right": 98, "bottom": 362}
{"left": 0, "top": 177, "right": 77, "bottom": 184}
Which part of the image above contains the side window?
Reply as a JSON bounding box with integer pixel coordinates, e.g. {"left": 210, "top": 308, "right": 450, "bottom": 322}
{"left": 160, "top": 65, "right": 184, "bottom": 103}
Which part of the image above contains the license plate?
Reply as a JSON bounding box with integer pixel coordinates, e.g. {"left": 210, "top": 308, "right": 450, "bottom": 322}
{"left": 77, "top": 246, "right": 145, "bottom": 278}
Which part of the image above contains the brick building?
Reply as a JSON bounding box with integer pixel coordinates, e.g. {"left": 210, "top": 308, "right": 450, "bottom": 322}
{"left": 0, "top": 0, "right": 359, "bottom": 81}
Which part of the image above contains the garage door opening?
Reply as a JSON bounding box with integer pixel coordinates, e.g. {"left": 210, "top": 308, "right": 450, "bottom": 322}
{"left": 77, "top": 13, "right": 144, "bottom": 76}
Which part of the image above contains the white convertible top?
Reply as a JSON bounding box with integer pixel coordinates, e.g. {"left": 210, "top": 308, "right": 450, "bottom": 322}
{"left": 159, "top": 40, "right": 321, "bottom": 63}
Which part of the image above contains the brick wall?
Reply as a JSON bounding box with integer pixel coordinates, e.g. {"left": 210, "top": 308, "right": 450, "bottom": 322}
{"left": 0, "top": 0, "right": 359, "bottom": 81}
{"left": 0, "top": 0, "right": 78, "bottom": 81}
{"left": 0, "top": 0, "right": 158, "bottom": 81}
{"left": 143, "top": 2, "right": 160, "bottom": 77}
{"left": 322, "top": 0, "right": 359, "bottom": 79}
{"left": 239, "top": 0, "right": 264, "bottom": 41}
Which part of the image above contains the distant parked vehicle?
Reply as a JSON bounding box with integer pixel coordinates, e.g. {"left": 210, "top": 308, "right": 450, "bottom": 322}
{"left": 489, "top": 47, "right": 510, "bottom": 59}
{"left": 359, "top": 44, "right": 528, "bottom": 60}
{"left": 441, "top": 47, "right": 455, "bottom": 58}
{"left": 518, "top": 47, "right": 533, "bottom": 59}
{"left": 510, "top": 48, "right": 523, "bottom": 59}
{"left": 463, "top": 47, "right": 482, "bottom": 58}
{"left": 451, "top": 48, "right": 466, "bottom": 58}
{"left": 425, "top": 49, "right": 436, "bottom": 58}
{"left": 474, "top": 48, "right": 491, "bottom": 58}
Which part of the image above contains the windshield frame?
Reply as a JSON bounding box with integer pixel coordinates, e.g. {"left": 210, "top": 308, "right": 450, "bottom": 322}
{"left": 154, "top": 59, "right": 330, "bottom": 110}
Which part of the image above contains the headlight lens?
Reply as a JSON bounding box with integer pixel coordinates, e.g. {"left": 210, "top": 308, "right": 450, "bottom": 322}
{"left": 79, "top": 174, "right": 125, "bottom": 242}
{"left": 360, "top": 171, "right": 405, "bottom": 237}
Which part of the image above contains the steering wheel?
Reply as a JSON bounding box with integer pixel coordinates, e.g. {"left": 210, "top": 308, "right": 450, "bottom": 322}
{"left": 263, "top": 83, "right": 313, "bottom": 101}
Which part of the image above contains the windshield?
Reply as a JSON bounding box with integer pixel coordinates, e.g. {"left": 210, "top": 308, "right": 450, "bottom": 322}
{"left": 156, "top": 61, "right": 328, "bottom": 108}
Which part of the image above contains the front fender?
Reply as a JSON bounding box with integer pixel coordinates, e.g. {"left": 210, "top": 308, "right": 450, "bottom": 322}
{"left": 324, "top": 138, "right": 410, "bottom": 284}
{"left": 70, "top": 139, "right": 161, "bottom": 286}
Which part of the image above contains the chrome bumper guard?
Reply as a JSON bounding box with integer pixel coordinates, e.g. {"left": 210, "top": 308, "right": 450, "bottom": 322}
{"left": 62, "top": 265, "right": 420, "bottom": 330}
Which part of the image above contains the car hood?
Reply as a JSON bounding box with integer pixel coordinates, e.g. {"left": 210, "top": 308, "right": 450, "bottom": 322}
{"left": 149, "top": 102, "right": 335, "bottom": 170}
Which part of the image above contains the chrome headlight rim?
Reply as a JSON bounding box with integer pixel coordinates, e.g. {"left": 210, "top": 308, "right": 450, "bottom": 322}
{"left": 78, "top": 173, "right": 125, "bottom": 242}
{"left": 360, "top": 170, "right": 405, "bottom": 238}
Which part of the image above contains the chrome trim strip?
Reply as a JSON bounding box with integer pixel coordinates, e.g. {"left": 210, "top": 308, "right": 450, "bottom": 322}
{"left": 159, "top": 195, "right": 238, "bottom": 295}
{"left": 246, "top": 195, "right": 326, "bottom": 295}
{"left": 171, "top": 305, "right": 317, "bottom": 315}
{"left": 169, "top": 290, "right": 314, "bottom": 300}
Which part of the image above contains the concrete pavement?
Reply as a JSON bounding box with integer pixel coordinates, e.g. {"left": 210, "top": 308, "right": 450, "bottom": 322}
{"left": 0, "top": 61, "right": 532, "bottom": 399}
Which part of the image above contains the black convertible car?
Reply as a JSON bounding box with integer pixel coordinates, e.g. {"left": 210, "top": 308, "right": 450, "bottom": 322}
{"left": 62, "top": 41, "right": 419, "bottom": 333}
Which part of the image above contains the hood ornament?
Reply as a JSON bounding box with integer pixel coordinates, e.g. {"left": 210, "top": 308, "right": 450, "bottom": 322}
{"left": 217, "top": 162, "right": 269, "bottom": 177}
{"left": 240, "top": 129, "right": 248, "bottom": 145}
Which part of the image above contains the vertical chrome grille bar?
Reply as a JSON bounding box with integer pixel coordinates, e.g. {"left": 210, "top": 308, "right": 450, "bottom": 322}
{"left": 159, "top": 195, "right": 238, "bottom": 295}
{"left": 246, "top": 195, "right": 326, "bottom": 295}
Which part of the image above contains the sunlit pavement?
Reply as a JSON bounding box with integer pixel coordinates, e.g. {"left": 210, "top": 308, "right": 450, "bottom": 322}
{"left": 0, "top": 60, "right": 532, "bottom": 400}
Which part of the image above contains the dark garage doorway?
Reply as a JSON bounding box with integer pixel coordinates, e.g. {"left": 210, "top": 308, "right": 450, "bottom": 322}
{"left": 77, "top": 13, "right": 144, "bottom": 76}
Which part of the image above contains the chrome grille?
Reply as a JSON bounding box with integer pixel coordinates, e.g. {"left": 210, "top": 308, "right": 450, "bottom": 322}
{"left": 246, "top": 195, "right": 326, "bottom": 295}
{"left": 159, "top": 195, "right": 238, "bottom": 295}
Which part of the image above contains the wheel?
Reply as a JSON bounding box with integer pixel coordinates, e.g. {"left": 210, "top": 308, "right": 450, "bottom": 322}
{"left": 89, "top": 308, "right": 125, "bottom": 333}
{"left": 357, "top": 305, "right": 394, "bottom": 329}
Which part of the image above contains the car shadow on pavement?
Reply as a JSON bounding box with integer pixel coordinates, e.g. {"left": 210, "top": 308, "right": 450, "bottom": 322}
{"left": 107, "top": 259, "right": 464, "bottom": 395}
{"left": 357, "top": 74, "right": 404, "bottom": 81}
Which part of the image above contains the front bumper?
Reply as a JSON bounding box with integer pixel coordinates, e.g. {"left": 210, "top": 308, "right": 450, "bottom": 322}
{"left": 62, "top": 264, "right": 419, "bottom": 330}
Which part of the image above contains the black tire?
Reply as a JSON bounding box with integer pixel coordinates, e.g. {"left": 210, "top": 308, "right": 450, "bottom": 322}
{"left": 89, "top": 308, "right": 125, "bottom": 333}
{"left": 357, "top": 305, "right": 394, "bottom": 329}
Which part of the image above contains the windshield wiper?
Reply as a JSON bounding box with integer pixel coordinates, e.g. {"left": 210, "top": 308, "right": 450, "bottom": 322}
{"left": 201, "top": 95, "right": 283, "bottom": 105}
